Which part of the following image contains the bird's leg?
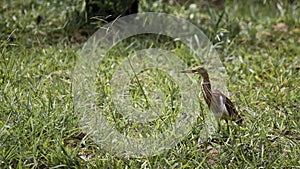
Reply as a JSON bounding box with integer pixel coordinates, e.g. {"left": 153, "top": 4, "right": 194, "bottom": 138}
{"left": 225, "top": 119, "right": 230, "bottom": 134}
{"left": 217, "top": 122, "right": 221, "bottom": 133}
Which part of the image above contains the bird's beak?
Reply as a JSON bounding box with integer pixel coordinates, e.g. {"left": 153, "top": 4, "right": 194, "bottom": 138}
{"left": 180, "top": 68, "right": 197, "bottom": 74}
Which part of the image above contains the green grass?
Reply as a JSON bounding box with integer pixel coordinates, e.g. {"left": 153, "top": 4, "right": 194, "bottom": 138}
{"left": 1, "top": 0, "right": 300, "bottom": 168}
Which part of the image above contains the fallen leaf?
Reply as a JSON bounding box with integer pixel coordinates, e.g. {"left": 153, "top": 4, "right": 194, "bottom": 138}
{"left": 38, "top": 31, "right": 47, "bottom": 35}
{"left": 262, "top": 31, "right": 272, "bottom": 36}
{"left": 272, "top": 22, "right": 287, "bottom": 32}
{"left": 206, "top": 145, "right": 218, "bottom": 166}
{"left": 289, "top": 28, "right": 300, "bottom": 34}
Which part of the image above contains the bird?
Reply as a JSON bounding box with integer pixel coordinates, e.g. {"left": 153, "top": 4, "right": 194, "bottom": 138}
{"left": 180, "top": 66, "right": 242, "bottom": 132}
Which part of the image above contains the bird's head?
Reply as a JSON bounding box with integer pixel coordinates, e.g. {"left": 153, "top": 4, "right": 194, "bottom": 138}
{"left": 180, "top": 66, "right": 207, "bottom": 75}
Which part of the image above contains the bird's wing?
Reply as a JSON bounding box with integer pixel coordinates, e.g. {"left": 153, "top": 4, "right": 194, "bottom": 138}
{"left": 222, "top": 92, "right": 243, "bottom": 123}
{"left": 212, "top": 89, "right": 238, "bottom": 117}
{"left": 224, "top": 95, "right": 238, "bottom": 116}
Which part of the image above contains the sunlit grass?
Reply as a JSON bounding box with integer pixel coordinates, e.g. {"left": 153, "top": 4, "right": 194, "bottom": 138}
{"left": 1, "top": 0, "right": 299, "bottom": 168}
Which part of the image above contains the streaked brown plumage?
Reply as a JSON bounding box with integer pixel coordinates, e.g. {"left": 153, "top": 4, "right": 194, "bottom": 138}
{"left": 180, "top": 66, "right": 242, "bottom": 131}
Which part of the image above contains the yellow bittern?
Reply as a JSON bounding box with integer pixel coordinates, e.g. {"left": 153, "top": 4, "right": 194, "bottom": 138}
{"left": 180, "top": 66, "right": 242, "bottom": 131}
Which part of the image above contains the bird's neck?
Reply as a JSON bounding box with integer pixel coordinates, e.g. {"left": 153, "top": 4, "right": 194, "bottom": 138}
{"left": 200, "top": 73, "right": 211, "bottom": 90}
{"left": 200, "top": 72, "right": 212, "bottom": 105}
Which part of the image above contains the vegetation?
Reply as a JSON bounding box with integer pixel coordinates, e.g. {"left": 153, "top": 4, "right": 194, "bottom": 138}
{"left": 1, "top": 0, "right": 299, "bottom": 168}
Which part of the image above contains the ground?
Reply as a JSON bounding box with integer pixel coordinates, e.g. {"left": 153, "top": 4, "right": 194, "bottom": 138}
{"left": 0, "top": 0, "right": 299, "bottom": 168}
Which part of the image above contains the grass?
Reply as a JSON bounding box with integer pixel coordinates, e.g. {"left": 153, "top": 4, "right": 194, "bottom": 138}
{"left": 1, "top": 0, "right": 300, "bottom": 168}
